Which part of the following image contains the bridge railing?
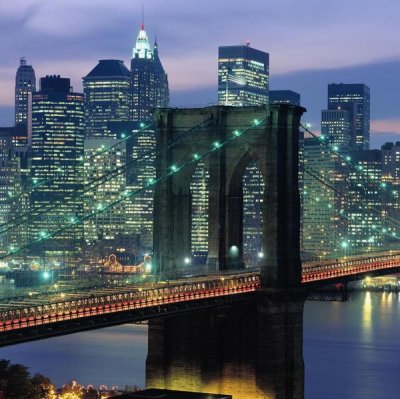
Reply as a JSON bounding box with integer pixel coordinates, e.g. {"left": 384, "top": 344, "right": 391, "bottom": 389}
{"left": 0, "top": 273, "right": 260, "bottom": 333}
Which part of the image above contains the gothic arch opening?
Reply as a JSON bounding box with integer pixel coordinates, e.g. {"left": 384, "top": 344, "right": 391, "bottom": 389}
{"left": 227, "top": 154, "right": 265, "bottom": 269}
{"left": 190, "top": 161, "right": 210, "bottom": 266}
{"left": 242, "top": 161, "right": 265, "bottom": 266}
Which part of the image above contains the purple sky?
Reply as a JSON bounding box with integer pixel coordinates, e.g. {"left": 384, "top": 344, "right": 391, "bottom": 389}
{"left": 1, "top": 0, "right": 400, "bottom": 148}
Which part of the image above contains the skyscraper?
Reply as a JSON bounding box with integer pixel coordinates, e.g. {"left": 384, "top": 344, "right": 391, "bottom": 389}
{"left": 321, "top": 108, "right": 353, "bottom": 151}
{"left": 380, "top": 142, "right": 400, "bottom": 243}
{"left": 83, "top": 138, "right": 127, "bottom": 256}
{"left": 0, "top": 131, "right": 20, "bottom": 254}
{"left": 130, "top": 24, "right": 169, "bottom": 122}
{"left": 83, "top": 60, "right": 131, "bottom": 138}
{"left": 346, "top": 150, "right": 382, "bottom": 250}
{"left": 217, "top": 44, "right": 269, "bottom": 265}
{"left": 30, "top": 75, "right": 85, "bottom": 257}
{"left": 269, "top": 90, "right": 300, "bottom": 106}
{"left": 328, "top": 83, "right": 370, "bottom": 151}
{"left": 302, "top": 137, "right": 347, "bottom": 258}
{"left": 15, "top": 57, "right": 36, "bottom": 126}
{"left": 218, "top": 45, "right": 269, "bottom": 106}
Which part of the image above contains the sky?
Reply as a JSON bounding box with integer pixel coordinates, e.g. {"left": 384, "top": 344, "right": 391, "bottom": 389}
{"left": 1, "top": 0, "right": 400, "bottom": 148}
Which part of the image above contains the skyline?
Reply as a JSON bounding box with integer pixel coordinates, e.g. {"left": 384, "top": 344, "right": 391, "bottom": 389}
{"left": 1, "top": 1, "right": 400, "bottom": 147}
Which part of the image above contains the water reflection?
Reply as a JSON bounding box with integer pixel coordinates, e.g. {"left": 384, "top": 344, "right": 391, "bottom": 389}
{"left": 361, "top": 291, "right": 372, "bottom": 342}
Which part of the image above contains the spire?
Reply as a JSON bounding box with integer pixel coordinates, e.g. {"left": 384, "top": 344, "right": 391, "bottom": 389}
{"left": 132, "top": 16, "right": 152, "bottom": 60}
{"left": 141, "top": 5, "right": 144, "bottom": 30}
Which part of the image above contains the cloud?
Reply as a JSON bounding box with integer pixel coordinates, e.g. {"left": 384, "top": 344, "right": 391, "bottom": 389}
{"left": 371, "top": 119, "right": 400, "bottom": 136}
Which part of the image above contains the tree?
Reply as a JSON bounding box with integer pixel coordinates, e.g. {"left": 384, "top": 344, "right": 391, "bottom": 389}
{"left": 31, "top": 373, "right": 57, "bottom": 399}
{"left": 0, "top": 359, "right": 56, "bottom": 399}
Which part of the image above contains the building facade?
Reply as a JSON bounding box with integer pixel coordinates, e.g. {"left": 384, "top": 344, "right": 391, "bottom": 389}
{"left": 328, "top": 83, "right": 370, "bottom": 151}
{"left": 30, "top": 76, "right": 85, "bottom": 258}
{"left": 130, "top": 24, "right": 169, "bottom": 123}
{"left": 15, "top": 58, "right": 36, "bottom": 126}
{"left": 83, "top": 59, "right": 131, "bottom": 138}
{"left": 83, "top": 138, "right": 127, "bottom": 257}
{"left": 321, "top": 108, "right": 353, "bottom": 151}
{"left": 218, "top": 45, "right": 269, "bottom": 106}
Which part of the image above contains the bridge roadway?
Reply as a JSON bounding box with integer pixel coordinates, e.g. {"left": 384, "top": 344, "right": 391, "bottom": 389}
{"left": 1, "top": 250, "right": 400, "bottom": 346}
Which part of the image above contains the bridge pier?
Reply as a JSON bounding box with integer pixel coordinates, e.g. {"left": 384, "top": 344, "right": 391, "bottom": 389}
{"left": 146, "top": 289, "right": 305, "bottom": 399}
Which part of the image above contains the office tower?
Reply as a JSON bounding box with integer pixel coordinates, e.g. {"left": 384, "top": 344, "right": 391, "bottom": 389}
{"left": 302, "top": 137, "right": 348, "bottom": 258}
{"left": 83, "top": 60, "right": 131, "bottom": 138}
{"left": 0, "top": 131, "right": 19, "bottom": 253}
{"left": 190, "top": 161, "right": 210, "bottom": 265}
{"left": 218, "top": 44, "right": 269, "bottom": 106}
{"left": 106, "top": 120, "right": 156, "bottom": 252}
{"left": 328, "top": 83, "right": 370, "bottom": 150}
{"left": 130, "top": 24, "right": 169, "bottom": 122}
{"left": 0, "top": 127, "right": 30, "bottom": 252}
{"left": 125, "top": 124, "right": 156, "bottom": 252}
{"left": 346, "top": 150, "right": 382, "bottom": 250}
{"left": 217, "top": 44, "right": 268, "bottom": 265}
{"left": 15, "top": 58, "right": 36, "bottom": 126}
{"left": 83, "top": 138, "right": 127, "bottom": 257}
{"left": 269, "top": 90, "right": 300, "bottom": 106}
{"left": 380, "top": 142, "right": 400, "bottom": 242}
{"left": 30, "top": 76, "right": 84, "bottom": 257}
{"left": 321, "top": 108, "right": 353, "bottom": 151}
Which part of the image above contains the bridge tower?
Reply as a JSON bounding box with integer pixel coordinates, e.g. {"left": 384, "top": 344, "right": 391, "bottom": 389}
{"left": 149, "top": 105, "right": 306, "bottom": 399}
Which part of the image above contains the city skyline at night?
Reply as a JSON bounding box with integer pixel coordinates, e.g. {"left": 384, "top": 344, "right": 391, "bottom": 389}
{"left": 1, "top": 1, "right": 400, "bottom": 148}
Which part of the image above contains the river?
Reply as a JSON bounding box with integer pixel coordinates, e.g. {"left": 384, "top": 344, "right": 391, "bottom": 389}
{"left": 1, "top": 291, "right": 399, "bottom": 399}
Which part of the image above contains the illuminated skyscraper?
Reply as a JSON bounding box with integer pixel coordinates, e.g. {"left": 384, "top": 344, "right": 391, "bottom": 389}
{"left": 83, "top": 138, "right": 127, "bottom": 255}
{"left": 190, "top": 161, "right": 210, "bottom": 265}
{"left": 346, "top": 150, "right": 382, "bottom": 250}
{"left": 217, "top": 44, "right": 268, "bottom": 265}
{"left": 328, "top": 83, "right": 370, "bottom": 151}
{"left": 321, "top": 108, "right": 352, "bottom": 151}
{"left": 15, "top": 58, "right": 36, "bottom": 126}
{"left": 218, "top": 45, "right": 269, "bottom": 106}
{"left": 30, "top": 76, "right": 84, "bottom": 256}
{"left": 83, "top": 60, "right": 131, "bottom": 138}
{"left": 302, "top": 137, "right": 347, "bottom": 258}
{"left": 381, "top": 142, "right": 400, "bottom": 242}
{"left": 130, "top": 24, "right": 169, "bottom": 122}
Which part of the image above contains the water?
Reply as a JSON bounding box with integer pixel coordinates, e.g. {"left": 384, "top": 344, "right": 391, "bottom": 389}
{"left": 1, "top": 292, "right": 399, "bottom": 398}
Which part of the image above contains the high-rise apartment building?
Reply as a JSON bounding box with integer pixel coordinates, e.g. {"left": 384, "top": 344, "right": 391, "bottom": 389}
{"left": 130, "top": 24, "right": 169, "bottom": 122}
{"left": 218, "top": 45, "right": 269, "bottom": 106}
{"left": 321, "top": 108, "right": 353, "bottom": 151}
{"left": 328, "top": 83, "right": 370, "bottom": 151}
{"left": 15, "top": 58, "right": 36, "bottom": 126}
{"left": 30, "top": 76, "right": 84, "bottom": 257}
{"left": 83, "top": 60, "right": 131, "bottom": 138}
